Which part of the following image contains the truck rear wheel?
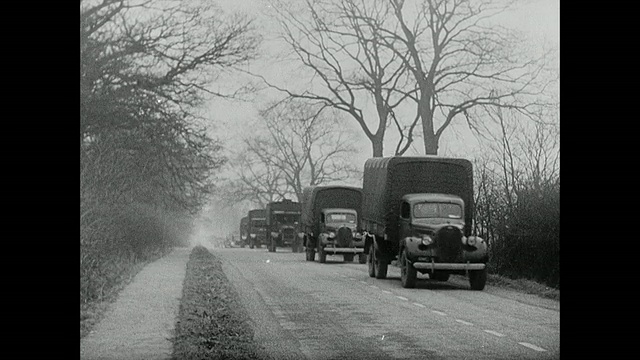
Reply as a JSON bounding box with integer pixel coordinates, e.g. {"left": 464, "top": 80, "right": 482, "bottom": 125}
{"left": 400, "top": 249, "right": 416, "bottom": 288}
{"left": 306, "top": 248, "right": 315, "bottom": 261}
{"left": 368, "top": 246, "right": 376, "bottom": 277}
{"left": 358, "top": 252, "right": 367, "bottom": 264}
{"left": 374, "top": 248, "right": 387, "bottom": 279}
{"left": 469, "top": 268, "right": 487, "bottom": 290}
{"left": 343, "top": 254, "right": 354, "bottom": 262}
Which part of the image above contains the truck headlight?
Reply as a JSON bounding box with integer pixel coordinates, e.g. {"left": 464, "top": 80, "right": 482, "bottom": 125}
{"left": 421, "top": 235, "right": 433, "bottom": 246}
{"left": 250, "top": 234, "right": 256, "bottom": 239}
{"left": 271, "top": 232, "right": 279, "bottom": 238}
{"left": 328, "top": 232, "right": 335, "bottom": 238}
{"left": 466, "top": 236, "right": 476, "bottom": 246}
{"left": 354, "top": 232, "right": 362, "bottom": 239}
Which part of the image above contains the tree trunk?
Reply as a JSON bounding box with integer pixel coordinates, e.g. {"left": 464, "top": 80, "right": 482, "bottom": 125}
{"left": 371, "top": 135, "right": 384, "bottom": 158}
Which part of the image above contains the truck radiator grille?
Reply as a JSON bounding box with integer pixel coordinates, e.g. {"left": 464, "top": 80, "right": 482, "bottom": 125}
{"left": 336, "top": 227, "right": 353, "bottom": 247}
{"left": 435, "top": 227, "right": 462, "bottom": 262}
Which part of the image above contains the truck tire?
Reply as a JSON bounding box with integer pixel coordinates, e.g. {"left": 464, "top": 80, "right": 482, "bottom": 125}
{"left": 358, "top": 252, "right": 367, "bottom": 264}
{"left": 469, "top": 268, "right": 487, "bottom": 290}
{"left": 374, "top": 248, "right": 387, "bottom": 279}
{"left": 343, "top": 254, "right": 354, "bottom": 262}
{"left": 368, "top": 246, "right": 376, "bottom": 277}
{"left": 400, "top": 248, "right": 417, "bottom": 288}
{"left": 306, "top": 248, "right": 315, "bottom": 261}
{"left": 318, "top": 245, "right": 326, "bottom": 263}
{"left": 431, "top": 272, "right": 450, "bottom": 282}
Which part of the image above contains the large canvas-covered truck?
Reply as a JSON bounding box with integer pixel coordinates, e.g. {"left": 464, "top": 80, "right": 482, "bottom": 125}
{"left": 239, "top": 216, "right": 249, "bottom": 248}
{"left": 248, "top": 209, "right": 267, "bottom": 249}
{"left": 362, "top": 156, "right": 488, "bottom": 290}
{"left": 266, "top": 199, "right": 303, "bottom": 253}
{"left": 300, "top": 186, "right": 366, "bottom": 264}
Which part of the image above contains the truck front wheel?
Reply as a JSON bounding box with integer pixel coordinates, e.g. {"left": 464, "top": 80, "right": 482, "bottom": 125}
{"left": 359, "top": 252, "right": 367, "bottom": 264}
{"left": 318, "top": 245, "right": 326, "bottom": 263}
{"left": 469, "top": 268, "right": 487, "bottom": 290}
{"left": 400, "top": 248, "right": 417, "bottom": 288}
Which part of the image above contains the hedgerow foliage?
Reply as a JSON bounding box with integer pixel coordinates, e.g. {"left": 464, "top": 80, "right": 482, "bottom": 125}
{"left": 80, "top": 0, "right": 259, "bottom": 306}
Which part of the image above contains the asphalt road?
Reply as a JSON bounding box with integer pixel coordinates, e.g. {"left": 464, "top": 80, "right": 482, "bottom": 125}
{"left": 218, "top": 246, "right": 559, "bottom": 360}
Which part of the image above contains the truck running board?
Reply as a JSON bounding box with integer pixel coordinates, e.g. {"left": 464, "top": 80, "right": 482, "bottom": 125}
{"left": 412, "top": 262, "right": 486, "bottom": 271}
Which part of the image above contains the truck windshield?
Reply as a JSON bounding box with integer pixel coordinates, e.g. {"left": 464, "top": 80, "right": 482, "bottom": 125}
{"left": 326, "top": 213, "right": 356, "bottom": 224}
{"left": 273, "top": 214, "right": 299, "bottom": 224}
{"left": 413, "top": 203, "right": 462, "bottom": 219}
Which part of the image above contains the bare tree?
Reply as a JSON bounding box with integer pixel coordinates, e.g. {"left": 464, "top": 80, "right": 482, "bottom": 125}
{"left": 383, "top": 0, "right": 557, "bottom": 154}
{"left": 263, "top": 0, "right": 422, "bottom": 157}
{"left": 224, "top": 99, "right": 359, "bottom": 205}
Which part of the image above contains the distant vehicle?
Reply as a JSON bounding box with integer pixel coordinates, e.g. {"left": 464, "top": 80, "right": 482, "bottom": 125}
{"left": 362, "top": 156, "right": 488, "bottom": 290}
{"left": 300, "top": 186, "right": 366, "bottom": 263}
{"left": 239, "top": 216, "right": 249, "bottom": 248}
{"left": 248, "top": 209, "right": 267, "bottom": 249}
{"left": 266, "top": 199, "right": 303, "bottom": 253}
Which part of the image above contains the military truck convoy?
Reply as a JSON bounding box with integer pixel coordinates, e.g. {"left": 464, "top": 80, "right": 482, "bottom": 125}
{"left": 300, "top": 186, "right": 366, "bottom": 264}
{"left": 235, "top": 155, "right": 487, "bottom": 291}
{"left": 266, "top": 199, "right": 303, "bottom": 253}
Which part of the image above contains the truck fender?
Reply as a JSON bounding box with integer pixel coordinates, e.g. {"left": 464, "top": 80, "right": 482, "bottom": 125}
{"left": 363, "top": 232, "right": 373, "bottom": 254}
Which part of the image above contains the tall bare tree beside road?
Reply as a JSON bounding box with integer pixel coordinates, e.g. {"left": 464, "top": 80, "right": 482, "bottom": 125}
{"left": 384, "top": 0, "right": 557, "bottom": 154}
{"left": 265, "top": 0, "right": 421, "bottom": 157}
{"left": 223, "top": 99, "right": 359, "bottom": 205}
{"left": 265, "top": 0, "right": 557, "bottom": 156}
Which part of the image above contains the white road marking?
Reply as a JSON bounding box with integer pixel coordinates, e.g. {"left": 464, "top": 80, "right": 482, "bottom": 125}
{"left": 413, "top": 303, "right": 426, "bottom": 308}
{"left": 432, "top": 310, "right": 447, "bottom": 316}
{"left": 396, "top": 296, "right": 409, "bottom": 301}
{"left": 518, "top": 342, "right": 547, "bottom": 352}
{"left": 348, "top": 277, "right": 355, "bottom": 280}
{"left": 369, "top": 285, "right": 378, "bottom": 289}
{"left": 455, "top": 319, "right": 473, "bottom": 326}
{"left": 359, "top": 281, "right": 367, "bottom": 284}
{"left": 382, "top": 290, "right": 392, "bottom": 294}
{"left": 483, "top": 330, "right": 505, "bottom": 337}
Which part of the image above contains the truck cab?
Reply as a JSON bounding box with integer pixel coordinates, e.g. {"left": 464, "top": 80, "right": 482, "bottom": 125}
{"left": 318, "top": 208, "right": 364, "bottom": 255}
{"left": 300, "top": 186, "right": 366, "bottom": 264}
{"left": 266, "top": 199, "right": 303, "bottom": 253}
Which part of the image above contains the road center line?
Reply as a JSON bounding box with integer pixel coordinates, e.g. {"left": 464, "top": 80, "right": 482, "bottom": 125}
{"left": 381, "top": 290, "right": 392, "bottom": 294}
{"left": 432, "top": 310, "right": 447, "bottom": 316}
{"left": 396, "top": 296, "right": 409, "bottom": 301}
{"left": 369, "top": 285, "right": 378, "bottom": 289}
{"left": 518, "top": 342, "right": 547, "bottom": 352}
{"left": 412, "top": 303, "right": 426, "bottom": 308}
{"left": 359, "top": 281, "right": 367, "bottom": 284}
{"left": 455, "top": 319, "right": 473, "bottom": 326}
{"left": 483, "top": 330, "right": 505, "bottom": 337}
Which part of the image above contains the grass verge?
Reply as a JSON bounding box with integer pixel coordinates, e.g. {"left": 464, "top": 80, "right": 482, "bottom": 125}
{"left": 487, "top": 273, "right": 560, "bottom": 301}
{"left": 171, "top": 245, "right": 265, "bottom": 360}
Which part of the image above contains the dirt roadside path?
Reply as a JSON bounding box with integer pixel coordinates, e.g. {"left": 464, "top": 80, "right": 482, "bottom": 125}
{"left": 80, "top": 247, "right": 191, "bottom": 360}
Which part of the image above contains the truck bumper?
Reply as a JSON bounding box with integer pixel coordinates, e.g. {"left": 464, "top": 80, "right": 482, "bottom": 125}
{"left": 411, "top": 262, "right": 485, "bottom": 271}
{"left": 321, "top": 247, "right": 365, "bottom": 255}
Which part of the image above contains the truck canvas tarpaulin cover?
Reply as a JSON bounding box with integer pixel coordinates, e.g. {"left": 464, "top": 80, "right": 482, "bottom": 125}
{"left": 265, "top": 199, "right": 301, "bottom": 226}
{"left": 301, "top": 186, "right": 363, "bottom": 236}
{"left": 362, "top": 156, "right": 473, "bottom": 237}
